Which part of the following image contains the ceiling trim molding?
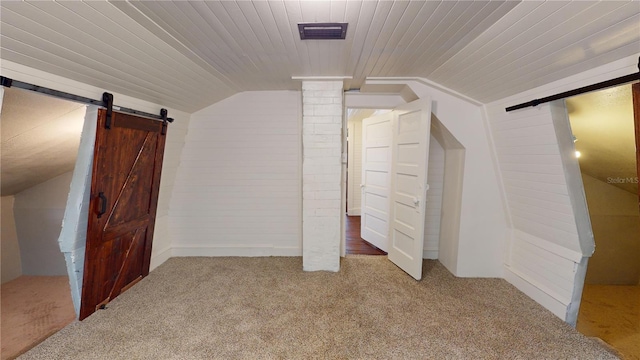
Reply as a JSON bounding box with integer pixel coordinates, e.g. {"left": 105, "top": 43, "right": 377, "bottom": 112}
{"left": 291, "top": 76, "right": 353, "bottom": 81}
{"left": 365, "top": 77, "right": 483, "bottom": 106}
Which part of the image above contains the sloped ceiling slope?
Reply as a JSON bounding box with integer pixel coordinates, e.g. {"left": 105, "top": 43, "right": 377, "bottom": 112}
{"left": 567, "top": 85, "right": 638, "bottom": 196}
{"left": 1, "top": 87, "right": 85, "bottom": 195}
{"left": 1, "top": 1, "right": 639, "bottom": 113}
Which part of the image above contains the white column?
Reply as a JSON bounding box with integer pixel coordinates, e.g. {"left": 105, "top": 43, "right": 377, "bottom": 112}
{"left": 301, "top": 81, "right": 343, "bottom": 272}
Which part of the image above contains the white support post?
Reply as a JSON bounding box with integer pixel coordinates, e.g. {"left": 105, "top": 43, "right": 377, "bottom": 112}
{"left": 301, "top": 81, "right": 344, "bottom": 272}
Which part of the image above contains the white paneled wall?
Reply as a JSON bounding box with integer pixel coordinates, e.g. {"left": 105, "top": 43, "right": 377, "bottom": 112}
{"left": 486, "top": 101, "right": 584, "bottom": 321}
{"left": 1, "top": 196, "right": 22, "bottom": 283}
{"left": 504, "top": 229, "right": 584, "bottom": 319}
{"left": 401, "top": 79, "right": 507, "bottom": 277}
{"left": 487, "top": 104, "right": 582, "bottom": 253}
{"left": 14, "top": 171, "right": 73, "bottom": 276}
{"left": 151, "top": 106, "right": 192, "bottom": 268}
{"left": 484, "top": 54, "right": 639, "bottom": 322}
{"left": 424, "top": 136, "right": 445, "bottom": 259}
{"left": 171, "top": 91, "right": 302, "bottom": 256}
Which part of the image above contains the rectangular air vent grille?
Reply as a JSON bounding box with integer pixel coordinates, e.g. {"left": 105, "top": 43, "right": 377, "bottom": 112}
{"left": 298, "top": 23, "right": 348, "bottom": 40}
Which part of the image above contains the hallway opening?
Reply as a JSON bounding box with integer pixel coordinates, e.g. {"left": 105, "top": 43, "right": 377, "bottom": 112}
{"left": 567, "top": 84, "right": 640, "bottom": 359}
{"left": 1, "top": 87, "right": 81, "bottom": 359}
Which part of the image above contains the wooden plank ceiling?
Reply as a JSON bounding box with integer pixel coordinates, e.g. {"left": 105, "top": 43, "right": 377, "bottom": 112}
{"left": 1, "top": 1, "right": 639, "bottom": 112}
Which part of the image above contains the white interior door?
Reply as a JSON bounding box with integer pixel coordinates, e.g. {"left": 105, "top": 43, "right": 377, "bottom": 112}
{"left": 387, "top": 98, "right": 432, "bottom": 280}
{"left": 360, "top": 112, "right": 393, "bottom": 252}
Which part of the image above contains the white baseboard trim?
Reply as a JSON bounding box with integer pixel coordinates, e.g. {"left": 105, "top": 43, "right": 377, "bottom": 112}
{"left": 347, "top": 208, "right": 361, "bottom": 216}
{"left": 504, "top": 265, "right": 567, "bottom": 321}
{"left": 172, "top": 245, "right": 302, "bottom": 257}
{"left": 423, "top": 250, "right": 438, "bottom": 259}
{"left": 149, "top": 247, "right": 172, "bottom": 271}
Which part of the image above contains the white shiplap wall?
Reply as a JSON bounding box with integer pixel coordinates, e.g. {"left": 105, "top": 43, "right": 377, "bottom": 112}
{"left": 151, "top": 106, "right": 191, "bottom": 269}
{"left": 14, "top": 171, "right": 73, "bottom": 276}
{"left": 486, "top": 101, "right": 585, "bottom": 321}
{"left": 488, "top": 104, "right": 582, "bottom": 252}
{"left": 424, "top": 136, "right": 445, "bottom": 259}
{"left": 484, "top": 54, "right": 639, "bottom": 322}
{"left": 170, "top": 91, "right": 302, "bottom": 256}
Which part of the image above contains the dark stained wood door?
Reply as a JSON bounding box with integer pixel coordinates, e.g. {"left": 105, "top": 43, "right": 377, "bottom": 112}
{"left": 80, "top": 109, "right": 167, "bottom": 320}
{"left": 634, "top": 83, "right": 640, "bottom": 211}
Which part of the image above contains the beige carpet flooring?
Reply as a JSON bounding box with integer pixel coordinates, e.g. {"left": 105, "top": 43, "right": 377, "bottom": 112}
{"left": 19, "top": 257, "right": 619, "bottom": 359}
{"left": 578, "top": 284, "right": 640, "bottom": 360}
{"left": 1, "top": 276, "right": 75, "bottom": 360}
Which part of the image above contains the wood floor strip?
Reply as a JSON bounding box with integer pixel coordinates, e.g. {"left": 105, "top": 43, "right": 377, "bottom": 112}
{"left": 345, "top": 215, "right": 387, "bottom": 255}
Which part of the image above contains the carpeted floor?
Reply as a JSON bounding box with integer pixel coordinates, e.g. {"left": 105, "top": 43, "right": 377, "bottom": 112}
{"left": 19, "top": 257, "right": 619, "bottom": 359}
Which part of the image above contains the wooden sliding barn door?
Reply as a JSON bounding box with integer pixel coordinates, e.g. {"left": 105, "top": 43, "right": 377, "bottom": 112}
{"left": 80, "top": 109, "right": 167, "bottom": 320}
{"left": 634, "top": 83, "right": 640, "bottom": 211}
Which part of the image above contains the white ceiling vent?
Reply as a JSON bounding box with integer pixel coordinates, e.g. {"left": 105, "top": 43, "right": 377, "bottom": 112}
{"left": 298, "top": 23, "right": 348, "bottom": 40}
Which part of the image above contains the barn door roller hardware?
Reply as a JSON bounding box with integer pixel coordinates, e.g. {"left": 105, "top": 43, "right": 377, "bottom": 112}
{"left": 506, "top": 56, "right": 640, "bottom": 112}
{"left": 161, "top": 108, "right": 168, "bottom": 135}
{"left": 103, "top": 92, "right": 114, "bottom": 129}
{"left": 0, "top": 76, "right": 175, "bottom": 125}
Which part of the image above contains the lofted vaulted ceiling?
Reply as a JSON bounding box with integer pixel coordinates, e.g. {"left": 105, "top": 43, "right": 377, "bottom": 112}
{"left": 1, "top": 1, "right": 639, "bottom": 113}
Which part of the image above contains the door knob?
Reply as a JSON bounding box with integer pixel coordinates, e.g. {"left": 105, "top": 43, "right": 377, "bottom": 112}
{"left": 413, "top": 197, "right": 419, "bottom": 207}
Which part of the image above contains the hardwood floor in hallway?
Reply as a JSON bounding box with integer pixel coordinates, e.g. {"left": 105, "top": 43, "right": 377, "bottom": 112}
{"left": 1, "top": 276, "right": 75, "bottom": 360}
{"left": 577, "top": 284, "right": 640, "bottom": 360}
{"left": 345, "top": 215, "right": 387, "bottom": 255}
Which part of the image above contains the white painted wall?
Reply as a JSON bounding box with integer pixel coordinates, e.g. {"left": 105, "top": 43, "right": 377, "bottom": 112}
{"left": 581, "top": 174, "right": 640, "bottom": 285}
{"left": 13, "top": 171, "right": 73, "bottom": 276}
{"left": 170, "top": 91, "right": 302, "bottom": 257}
{"left": 381, "top": 81, "right": 508, "bottom": 277}
{"left": 152, "top": 101, "right": 192, "bottom": 269}
{"left": 1, "top": 196, "right": 22, "bottom": 283}
{"left": 486, "top": 98, "right": 589, "bottom": 324}
{"left": 424, "top": 136, "right": 445, "bottom": 259}
{"left": 484, "top": 54, "right": 639, "bottom": 322}
{"left": 346, "top": 118, "right": 362, "bottom": 216}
